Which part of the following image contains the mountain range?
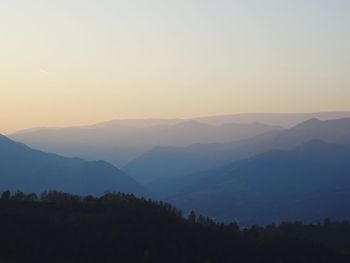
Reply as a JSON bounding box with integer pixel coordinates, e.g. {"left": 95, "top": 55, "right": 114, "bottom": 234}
{"left": 9, "top": 120, "right": 280, "bottom": 167}
{"left": 2, "top": 114, "right": 350, "bottom": 225}
{"left": 0, "top": 134, "right": 147, "bottom": 196}
{"left": 8, "top": 112, "right": 350, "bottom": 168}
{"left": 195, "top": 111, "right": 350, "bottom": 127}
{"left": 127, "top": 118, "right": 350, "bottom": 184}
{"left": 169, "top": 140, "right": 350, "bottom": 225}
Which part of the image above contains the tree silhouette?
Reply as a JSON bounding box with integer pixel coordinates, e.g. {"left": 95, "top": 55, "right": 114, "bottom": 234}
{"left": 1, "top": 190, "right": 11, "bottom": 200}
{"left": 13, "top": 190, "right": 25, "bottom": 200}
{"left": 0, "top": 189, "right": 349, "bottom": 263}
{"left": 188, "top": 210, "right": 197, "bottom": 224}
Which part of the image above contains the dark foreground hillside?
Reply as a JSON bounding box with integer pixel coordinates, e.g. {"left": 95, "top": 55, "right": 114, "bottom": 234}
{"left": 0, "top": 191, "right": 349, "bottom": 263}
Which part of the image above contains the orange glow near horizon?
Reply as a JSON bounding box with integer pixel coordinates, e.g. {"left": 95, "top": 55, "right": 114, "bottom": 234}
{"left": 1, "top": 0, "right": 350, "bottom": 134}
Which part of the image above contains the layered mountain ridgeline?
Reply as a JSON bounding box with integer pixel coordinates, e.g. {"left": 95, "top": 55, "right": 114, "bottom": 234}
{"left": 127, "top": 118, "right": 350, "bottom": 184}
{"left": 195, "top": 111, "right": 350, "bottom": 127}
{"left": 0, "top": 135, "right": 147, "bottom": 197}
{"left": 0, "top": 190, "right": 350, "bottom": 263}
{"left": 169, "top": 140, "right": 350, "bottom": 225}
{"left": 8, "top": 112, "right": 350, "bottom": 168}
{"left": 9, "top": 120, "right": 281, "bottom": 167}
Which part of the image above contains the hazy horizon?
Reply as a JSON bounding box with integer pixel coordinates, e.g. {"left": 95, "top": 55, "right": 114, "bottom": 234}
{"left": 1, "top": 0, "right": 350, "bottom": 133}
{"left": 3, "top": 110, "right": 350, "bottom": 135}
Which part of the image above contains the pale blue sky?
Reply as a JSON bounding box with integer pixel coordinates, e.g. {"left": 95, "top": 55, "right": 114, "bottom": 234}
{"left": 1, "top": 0, "right": 349, "bottom": 132}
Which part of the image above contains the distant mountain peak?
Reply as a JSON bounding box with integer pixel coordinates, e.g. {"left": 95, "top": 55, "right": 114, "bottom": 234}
{"left": 293, "top": 118, "right": 321, "bottom": 129}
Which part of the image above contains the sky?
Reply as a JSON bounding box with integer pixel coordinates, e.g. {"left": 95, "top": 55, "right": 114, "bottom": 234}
{"left": 1, "top": 0, "right": 349, "bottom": 133}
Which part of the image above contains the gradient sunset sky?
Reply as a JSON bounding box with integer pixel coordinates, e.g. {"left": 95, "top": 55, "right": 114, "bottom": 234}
{"left": 1, "top": 0, "right": 349, "bottom": 133}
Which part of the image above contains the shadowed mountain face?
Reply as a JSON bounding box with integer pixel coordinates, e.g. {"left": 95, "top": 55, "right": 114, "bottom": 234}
{"left": 0, "top": 135, "right": 147, "bottom": 196}
{"left": 9, "top": 121, "right": 280, "bottom": 167}
{"left": 169, "top": 140, "right": 350, "bottom": 225}
{"left": 127, "top": 118, "right": 350, "bottom": 184}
